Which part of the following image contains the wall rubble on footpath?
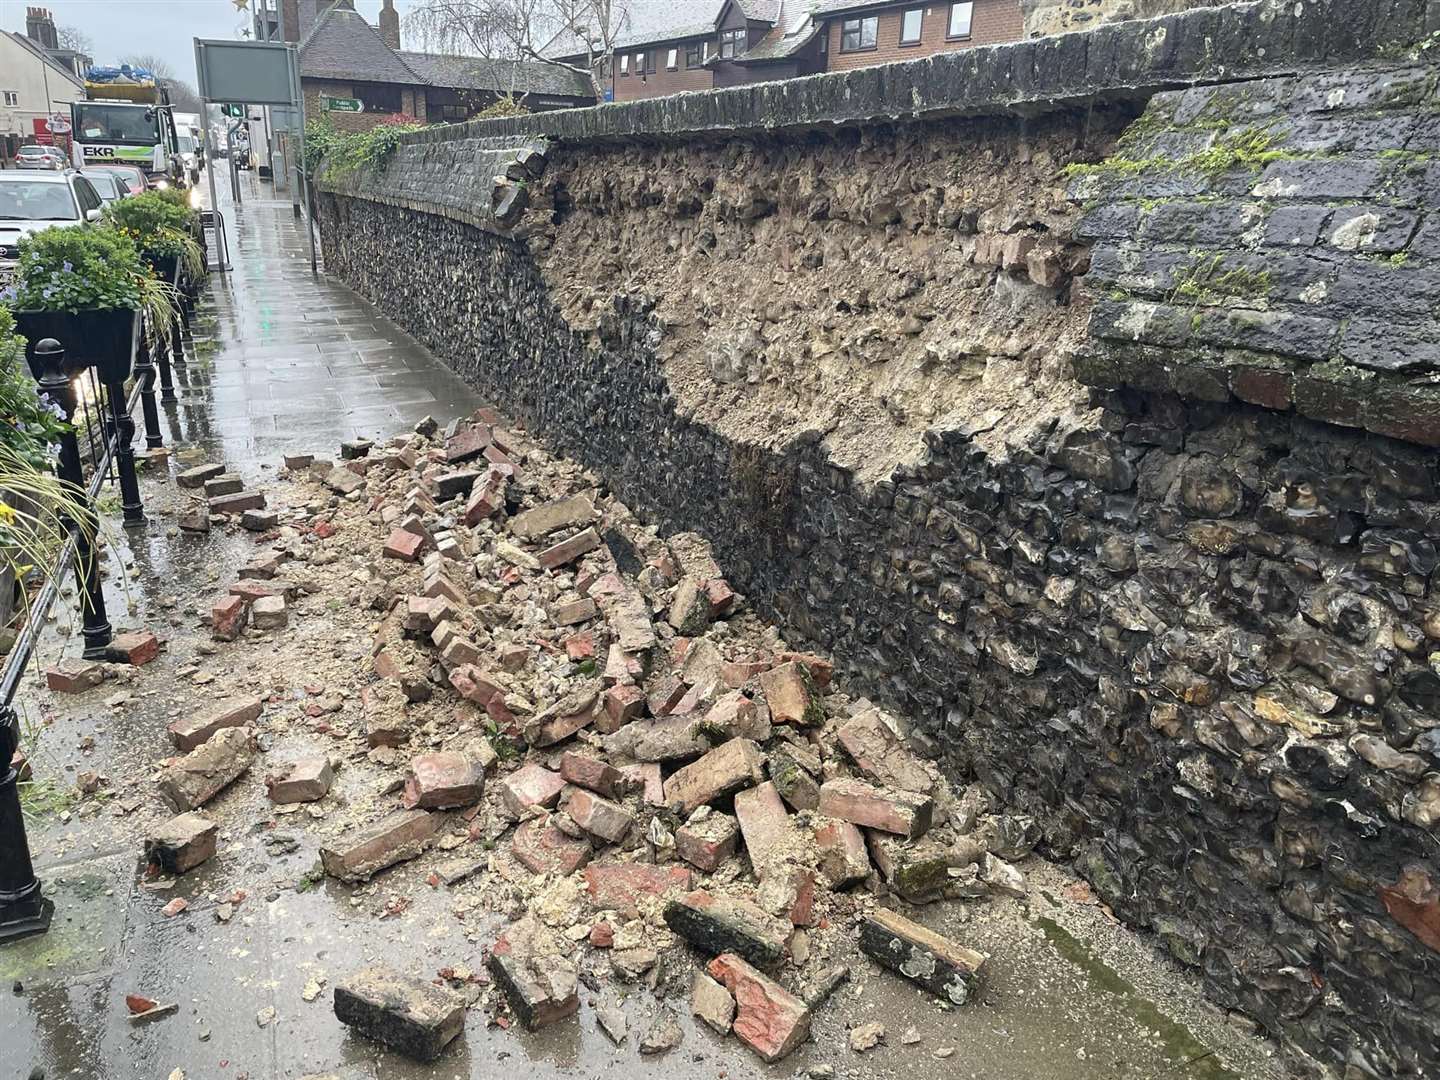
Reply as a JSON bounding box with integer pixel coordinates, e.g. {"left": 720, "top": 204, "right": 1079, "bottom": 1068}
{"left": 315, "top": 2, "right": 1440, "bottom": 1075}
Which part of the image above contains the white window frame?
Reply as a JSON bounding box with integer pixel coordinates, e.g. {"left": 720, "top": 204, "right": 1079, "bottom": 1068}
{"left": 900, "top": 8, "right": 923, "bottom": 44}
{"left": 619, "top": 53, "right": 629, "bottom": 74}
{"left": 2, "top": 91, "right": 17, "bottom": 106}
{"left": 666, "top": 47, "right": 678, "bottom": 70}
{"left": 947, "top": 0, "right": 973, "bottom": 39}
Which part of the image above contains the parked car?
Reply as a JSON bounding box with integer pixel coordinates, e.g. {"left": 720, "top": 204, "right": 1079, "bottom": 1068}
{"left": 0, "top": 170, "right": 105, "bottom": 283}
{"left": 81, "top": 170, "right": 129, "bottom": 205}
{"left": 83, "top": 163, "right": 148, "bottom": 196}
{"left": 14, "top": 145, "right": 66, "bottom": 170}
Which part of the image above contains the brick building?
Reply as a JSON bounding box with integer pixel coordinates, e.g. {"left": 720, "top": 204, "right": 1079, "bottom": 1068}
{"left": 546, "top": 0, "right": 1021, "bottom": 100}
{"left": 294, "top": 1, "right": 592, "bottom": 132}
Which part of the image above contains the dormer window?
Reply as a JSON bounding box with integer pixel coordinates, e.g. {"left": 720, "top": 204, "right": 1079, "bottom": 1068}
{"left": 719, "top": 27, "right": 745, "bottom": 58}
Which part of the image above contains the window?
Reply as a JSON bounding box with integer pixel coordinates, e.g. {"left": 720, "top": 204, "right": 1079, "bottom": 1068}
{"left": 2, "top": 91, "right": 17, "bottom": 106}
{"left": 840, "top": 15, "right": 878, "bottom": 51}
{"left": 719, "top": 27, "right": 745, "bottom": 58}
{"left": 947, "top": 0, "right": 973, "bottom": 38}
{"left": 685, "top": 42, "right": 703, "bottom": 67}
{"left": 619, "top": 53, "right": 629, "bottom": 75}
{"left": 900, "top": 8, "right": 923, "bottom": 44}
{"left": 73, "top": 178, "right": 102, "bottom": 215}
{"left": 645, "top": 50, "right": 657, "bottom": 73}
{"left": 666, "top": 48, "right": 678, "bottom": 70}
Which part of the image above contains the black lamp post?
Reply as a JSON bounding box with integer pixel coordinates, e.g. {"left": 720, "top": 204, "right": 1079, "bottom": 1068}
{"left": 0, "top": 704, "right": 51, "bottom": 943}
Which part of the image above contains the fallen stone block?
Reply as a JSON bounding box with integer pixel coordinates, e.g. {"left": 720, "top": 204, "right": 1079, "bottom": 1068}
{"left": 759, "top": 662, "right": 823, "bottom": 727}
{"left": 211, "top": 594, "right": 248, "bottom": 641}
{"left": 340, "top": 438, "right": 373, "bottom": 461}
{"left": 241, "top": 508, "right": 279, "bottom": 532}
{"left": 208, "top": 490, "right": 267, "bottom": 515}
{"left": 384, "top": 529, "right": 424, "bottom": 562}
{"left": 488, "top": 918, "right": 580, "bottom": 1030}
{"left": 815, "top": 819, "right": 871, "bottom": 888}
{"left": 177, "top": 505, "right": 210, "bottom": 533}
{"left": 45, "top": 658, "right": 104, "bottom": 693}
{"left": 266, "top": 757, "right": 334, "bottom": 804}
{"left": 769, "top": 744, "right": 822, "bottom": 811}
{"left": 177, "top": 462, "right": 225, "bottom": 489}
{"left": 559, "top": 751, "right": 627, "bottom": 798}
{"left": 676, "top": 809, "right": 740, "bottom": 873}
{"left": 324, "top": 467, "right": 363, "bottom": 496}
{"left": 859, "top": 908, "right": 986, "bottom": 1005}
{"left": 707, "top": 952, "right": 811, "bottom": 1063}
{"left": 512, "top": 815, "right": 592, "bottom": 875}
{"left": 665, "top": 889, "right": 790, "bottom": 969}
{"left": 664, "top": 738, "right": 766, "bottom": 814}
{"left": 866, "top": 832, "right": 954, "bottom": 903}
{"left": 567, "top": 788, "right": 635, "bottom": 845}
{"left": 334, "top": 967, "right": 465, "bottom": 1061}
{"left": 584, "top": 862, "right": 692, "bottom": 917}
{"left": 156, "top": 726, "right": 256, "bottom": 812}
{"left": 538, "top": 527, "right": 601, "bottom": 569}
{"left": 144, "top": 812, "right": 217, "bottom": 874}
{"left": 667, "top": 577, "right": 712, "bottom": 635}
{"left": 511, "top": 495, "right": 595, "bottom": 540}
{"left": 108, "top": 630, "right": 159, "bottom": 665}
{"left": 603, "top": 715, "right": 706, "bottom": 763}
{"left": 599, "top": 684, "right": 645, "bottom": 733}
{"left": 402, "top": 751, "right": 484, "bottom": 810}
{"left": 498, "top": 762, "right": 567, "bottom": 818}
{"left": 168, "top": 695, "right": 263, "bottom": 751}
{"left": 836, "top": 709, "right": 934, "bottom": 793}
{"left": 692, "top": 972, "right": 736, "bottom": 1035}
{"left": 818, "top": 779, "right": 933, "bottom": 839}
{"left": 320, "top": 809, "right": 438, "bottom": 882}
{"left": 203, "top": 474, "right": 243, "bottom": 497}
{"left": 251, "top": 595, "right": 288, "bottom": 630}
{"left": 282, "top": 453, "right": 313, "bottom": 471}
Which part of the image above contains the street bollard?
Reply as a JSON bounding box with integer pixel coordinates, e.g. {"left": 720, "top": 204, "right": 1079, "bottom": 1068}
{"left": 157, "top": 332, "right": 177, "bottom": 403}
{"left": 35, "top": 340, "right": 112, "bottom": 657}
{"left": 134, "top": 325, "right": 164, "bottom": 450}
{"left": 107, "top": 379, "right": 144, "bottom": 526}
{"left": 0, "top": 704, "right": 52, "bottom": 943}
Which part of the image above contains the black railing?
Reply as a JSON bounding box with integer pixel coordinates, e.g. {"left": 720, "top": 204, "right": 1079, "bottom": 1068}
{"left": 0, "top": 260, "right": 200, "bottom": 944}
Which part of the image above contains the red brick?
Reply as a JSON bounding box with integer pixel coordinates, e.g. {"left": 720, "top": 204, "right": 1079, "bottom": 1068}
{"left": 552, "top": 598, "right": 597, "bottom": 626}
{"left": 145, "top": 812, "right": 218, "bottom": 874}
{"left": 229, "top": 580, "right": 281, "bottom": 604}
{"left": 538, "top": 527, "right": 601, "bottom": 570}
{"left": 211, "top": 594, "right": 248, "bottom": 641}
{"left": 647, "top": 675, "right": 688, "bottom": 718}
{"left": 559, "top": 751, "right": 627, "bottom": 798}
{"left": 449, "top": 664, "right": 505, "bottom": 706}
{"left": 564, "top": 632, "right": 595, "bottom": 660}
{"left": 814, "top": 819, "right": 871, "bottom": 887}
{"left": 44, "top": 657, "right": 104, "bottom": 693}
{"left": 512, "top": 816, "right": 592, "bottom": 875}
{"left": 384, "top": 528, "right": 424, "bottom": 562}
{"left": 402, "top": 751, "right": 484, "bottom": 809}
{"left": 675, "top": 810, "right": 740, "bottom": 873}
{"left": 583, "top": 862, "right": 692, "bottom": 917}
{"left": 759, "top": 662, "right": 823, "bottom": 726}
{"left": 445, "top": 423, "right": 491, "bottom": 463}
{"left": 817, "top": 778, "right": 933, "bottom": 839}
{"left": 707, "top": 953, "right": 812, "bottom": 1062}
{"left": 266, "top": 757, "right": 334, "bottom": 804}
{"left": 621, "top": 762, "right": 664, "bottom": 806}
{"left": 168, "top": 695, "right": 263, "bottom": 751}
{"left": 320, "top": 809, "right": 438, "bottom": 882}
{"left": 498, "top": 762, "right": 566, "bottom": 818}
{"left": 734, "top": 782, "right": 797, "bottom": 872}
{"left": 566, "top": 788, "right": 635, "bottom": 845}
{"left": 111, "top": 630, "right": 159, "bottom": 666}
{"left": 777, "top": 652, "right": 834, "bottom": 689}
{"left": 704, "top": 578, "right": 737, "bottom": 615}
{"left": 599, "top": 684, "right": 645, "bottom": 733}
{"left": 664, "top": 738, "right": 766, "bottom": 813}
{"left": 835, "top": 709, "right": 933, "bottom": 793}
{"left": 721, "top": 659, "right": 770, "bottom": 689}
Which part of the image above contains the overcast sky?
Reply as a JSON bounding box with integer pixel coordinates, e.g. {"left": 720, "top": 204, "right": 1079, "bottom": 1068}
{"left": 0, "top": 0, "right": 425, "bottom": 85}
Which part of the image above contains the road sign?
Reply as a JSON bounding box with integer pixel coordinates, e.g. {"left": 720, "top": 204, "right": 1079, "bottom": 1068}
{"left": 320, "top": 96, "right": 363, "bottom": 113}
{"left": 45, "top": 114, "right": 71, "bottom": 134}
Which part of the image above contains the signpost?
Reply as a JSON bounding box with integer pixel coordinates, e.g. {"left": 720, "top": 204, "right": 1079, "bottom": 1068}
{"left": 320, "top": 95, "right": 363, "bottom": 113}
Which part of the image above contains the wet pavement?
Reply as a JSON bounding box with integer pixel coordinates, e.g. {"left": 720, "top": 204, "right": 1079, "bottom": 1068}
{"left": 1, "top": 179, "right": 1293, "bottom": 1080}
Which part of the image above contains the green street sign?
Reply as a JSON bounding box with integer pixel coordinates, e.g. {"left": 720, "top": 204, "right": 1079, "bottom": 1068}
{"left": 320, "top": 96, "right": 363, "bottom": 113}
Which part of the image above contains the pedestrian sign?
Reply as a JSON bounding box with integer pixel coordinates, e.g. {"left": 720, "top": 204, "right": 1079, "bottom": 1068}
{"left": 320, "top": 96, "right": 363, "bottom": 113}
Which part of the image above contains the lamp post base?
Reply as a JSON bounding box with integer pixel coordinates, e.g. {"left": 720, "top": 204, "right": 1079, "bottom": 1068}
{"left": 0, "top": 894, "right": 53, "bottom": 944}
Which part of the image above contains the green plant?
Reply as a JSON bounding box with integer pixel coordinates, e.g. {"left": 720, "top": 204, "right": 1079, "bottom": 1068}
{"left": 0, "top": 307, "right": 68, "bottom": 471}
{"left": 473, "top": 96, "right": 530, "bottom": 120}
{"left": 1167, "top": 253, "right": 1272, "bottom": 308}
{"left": 310, "top": 114, "right": 423, "bottom": 180}
{"left": 1064, "top": 125, "right": 1292, "bottom": 182}
{"left": 104, "top": 192, "right": 205, "bottom": 281}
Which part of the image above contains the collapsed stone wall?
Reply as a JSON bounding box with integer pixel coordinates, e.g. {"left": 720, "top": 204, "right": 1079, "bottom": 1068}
{"left": 314, "top": 4, "right": 1440, "bottom": 1074}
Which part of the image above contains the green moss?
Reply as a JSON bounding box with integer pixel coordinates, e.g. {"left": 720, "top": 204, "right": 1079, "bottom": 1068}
{"left": 1064, "top": 125, "right": 1296, "bottom": 184}
{"left": 1388, "top": 252, "right": 1410, "bottom": 267}
{"left": 1167, "top": 253, "right": 1272, "bottom": 308}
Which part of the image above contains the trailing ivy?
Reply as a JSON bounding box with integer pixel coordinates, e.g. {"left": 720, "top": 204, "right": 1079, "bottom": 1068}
{"left": 305, "top": 113, "right": 424, "bottom": 180}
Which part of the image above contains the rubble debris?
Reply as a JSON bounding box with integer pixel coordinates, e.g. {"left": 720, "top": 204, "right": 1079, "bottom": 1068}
{"left": 488, "top": 917, "right": 580, "bottom": 1030}
{"left": 110, "top": 631, "right": 160, "bottom": 666}
{"left": 144, "top": 812, "right": 217, "bottom": 874}
{"left": 707, "top": 952, "right": 812, "bottom": 1063}
{"left": 595, "top": 992, "right": 628, "bottom": 1044}
{"left": 155, "top": 727, "right": 257, "bottom": 812}
{"left": 818, "top": 779, "right": 934, "bottom": 839}
{"left": 510, "top": 495, "right": 595, "bottom": 540}
{"left": 45, "top": 658, "right": 104, "bottom": 693}
{"left": 640, "top": 1008, "right": 683, "bottom": 1054}
{"left": 334, "top": 967, "right": 465, "bottom": 1061}
{"left": 585, "top": 862, "right": 692, "bottom": 917}
{"left": 266, "top": 758, "right": 335, "bottom": 804}
{"left": 759, "top": 662, "right": 823, "bottom": 727}
{"left": 850, "top": 1021, "right": 886, "bottom": 1052}
{"left": 402, "top": 752, "right": 483, "bottom": 809}
{"left": 499, "top": 762, "right": 566, "bottom": 818}
{"left": 859, "top": 909, "right": 986, "bottom": 1005}
{"left": 675, "top": 809, "right": 740, "bottom": 873}
{"left": 664, "top": 889, "right": 790, "bottom": 969}
{"left": 168, "top": 695, "right": 263, "bottom": 751}
{"left": 211, "top": 594, "right": 248, "bottom": 641}
{"left": 664, "top": 738, "right": 766, "bottom": 814}
{"left": 512, "top": 815, "right": 592, "bottom": 875}
{"left": 566, "top": 788, "right": 635, "bottom": 845}
{"left": 692, "top": 972, "right": 736, "bottom": 1035}
{"left": 320, "top": 810, "right": 438, "bottom": 882}
{"left": 814, "top": 819, "right": 871, "bottom": 888}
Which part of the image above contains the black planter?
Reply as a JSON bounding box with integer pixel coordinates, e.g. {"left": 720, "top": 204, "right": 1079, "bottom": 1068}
{"left": 146, "top": 253, "right": 180, "bottom": 286}
{"left": 15, "top": 308, "right": 138, "bottom": 384}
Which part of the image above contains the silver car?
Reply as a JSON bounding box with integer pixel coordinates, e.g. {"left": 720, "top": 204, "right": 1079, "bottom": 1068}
{"left": 0, "top": 170, "right": 106, "bottom": 282}
{"left": 14, "top": 144, "right": 67, "bottom": 170}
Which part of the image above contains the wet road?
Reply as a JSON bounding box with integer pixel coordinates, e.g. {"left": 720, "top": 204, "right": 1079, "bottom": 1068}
{"left": 0, "top": 179, "right": 1291, "bottom": 1080}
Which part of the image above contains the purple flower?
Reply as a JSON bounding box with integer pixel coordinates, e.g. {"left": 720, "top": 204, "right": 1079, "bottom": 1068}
{"left": 61, "top": 260, "right": 73, "bottom": 273}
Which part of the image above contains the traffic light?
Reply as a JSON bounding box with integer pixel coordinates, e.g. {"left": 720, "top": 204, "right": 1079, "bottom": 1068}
{"left": 222, "top": 104, "right": 244, "bottom": 118}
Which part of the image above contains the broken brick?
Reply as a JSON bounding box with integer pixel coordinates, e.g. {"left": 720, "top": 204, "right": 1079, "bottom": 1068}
{"left": 320, "top": 809, "right": 439, "bottom": 882}
{"left": 777, "top": 652, "right": 834, "bottom": 689}
{"left": 168, "top": 695, "right": 263, "bottom": 751}
{"left": 552, "top": 598, "right": 597, "bottom": 626}
{"left": 251, "top": 595, "right": 288, "bottom": 630}
{"left": 567, "top": 788, "right": 635, "bottom": 845}
{"left": 599, "top": 684, "right": 645, "bottom": 733}
{"left": 759, "top": 662, "right": 823, "bottom": 727}
{"left": 559, "top": 751, "right": 627, "bottom": 798}
{"left": 621, "top": 762, "right": 664, "bottom": 806}
{"left": 498, "top": 762, "right": 567, "bottom": 818}
{"left": 208, "top": 490, "right": 267, "bottom": 514}
{"left": 817, "top": 778, "right": 933, "bottom": 839}
{"left": 334, "top": 966, "right": 465, "bottom": 1061}
{"left": 664, "top": 738, "right": 766, "bottom": 814}
{"left": 512, "top": 815, "right": 592, "bottom": 875}
{"left": 211, "top": 594, "right": 248, "bottom": 641}
{"left": 692, "top": 972, "right": 736, "bottom": 1035}
{"left": 770, "top": 744, "right": 822, "bottom": 811}
{"left": 110, "top": 630, "right": 159, "bottom": 665}
{"left": 488, "top": 917, "right": 580, "bottom": 1030}
{"left": 647, "top": 675, "right": 688, "bottom": 718}
{"left": 156, "top": 726, "right": 257, "bottom": 812}
{"left": 402, "top": 752, "right": 484, "bottom": 810}
{"left": 510, "top": 495, "right": 596, "bottom": 540}
{"left": 525, "top": 685, "right": 600, "bottom": 747}
{"left": 867, "top": 832, "right": 957, "bottom": 903}
{"left": 203, "top": 474, "right": 243, "bottom": 497}
{"left": 704, "top": 578, "right": 737, "bottom": 616}
{"left": 384, "top": 528, "right": 424, "bottom": 562}
{"left": 676, "top": 809, "right": 740, "bottom": 873}
{"left": 445, "top": 423, "right": 491, "bottom": 463}
{"left": 859, "top": 908, "right": 986, "bottom": 1005}
{"left": 538, "top": 527, "right": 601, "bottom": 569}
{"left": 815, "top": 819, "right": 871, "bottom": 888}
{"left": 667, "top": 577, "right": 712, "bottom": 635}
{"left": 734, "top": 782, "right": 799, "bottom": 873}
{"left": 665, "top": 889, "right": 790, "bottom": 969}
{"left": 45, "top": 658, "right": 104, "bottom": 693}
{"left": 707, "top": 952, "right": 812, "bottom": 1063}
{"left": 835, "top": 709, "right": 933, "bottom": 794}
{"left": 584, "top": 862, "right": 692, "bottom": 917}
{"left": 177, "top": 462, "right": 225, "bottom": 488}
{"left": 145, "top": 812, "right": 218, "bottom": 874}
{"left": 266, "top": 757, "right": 335, "bottom": 804}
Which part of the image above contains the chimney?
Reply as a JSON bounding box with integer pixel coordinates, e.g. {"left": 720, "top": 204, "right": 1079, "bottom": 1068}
{"left": 378, "top": 0, "right": 401, "bottom": 49}
{"left": 25, "top": 6, "right": 59, "bottom": 50}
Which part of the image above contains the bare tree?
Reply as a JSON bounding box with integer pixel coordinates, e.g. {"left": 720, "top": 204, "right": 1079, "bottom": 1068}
{"left": 118, "top": 54, "right": 202, "bottom": 113}
{"left": 56, "top": 25, "right": 93, "bottom": 56}
{"left": 119, "top": 53, "right": 175, "bottom": 80}
{"left": 406, "top": 0, "right": 628, "bottom": 99}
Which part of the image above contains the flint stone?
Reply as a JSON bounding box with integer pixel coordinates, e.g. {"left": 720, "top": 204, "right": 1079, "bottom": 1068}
{"left": 320, "top": 810, "right": 438, "bottom": 882}
{"left": 665, "top": 889, "right": 790, "bottom": 969}
{"left": 859, "top": 908, "right": 986, "bottom": 1005}
{"left": 156, "top": 727, "right": 257, "bottom": 811}
{"left": 334, "top": 967, "right": 465, "bottom": 1061}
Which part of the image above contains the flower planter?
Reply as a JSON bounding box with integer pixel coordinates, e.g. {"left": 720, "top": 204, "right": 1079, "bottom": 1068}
{"left": 15, "top": 307, "right": 139, "bottom": 384}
